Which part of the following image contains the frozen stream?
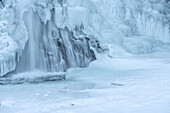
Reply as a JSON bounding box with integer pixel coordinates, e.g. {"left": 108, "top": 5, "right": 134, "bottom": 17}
{"left": 0, "top": 54, "right": 170, "bottom": 113}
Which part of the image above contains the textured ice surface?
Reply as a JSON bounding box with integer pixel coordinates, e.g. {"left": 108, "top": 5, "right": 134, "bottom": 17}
{"left": 0, "top": 54, "right": 170, "bottom": 113}
{"left": 0, "top": 0, "right": 169, "bottom": 76}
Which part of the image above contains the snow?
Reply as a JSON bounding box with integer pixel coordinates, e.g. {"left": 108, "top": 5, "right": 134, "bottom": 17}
{"left": 0, "top": 54, "right": 170, "bottom": 113}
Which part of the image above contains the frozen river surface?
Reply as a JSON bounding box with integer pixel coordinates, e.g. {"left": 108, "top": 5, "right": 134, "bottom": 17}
{"left": 0, "top": 54, "right": 170, "bottom": 113}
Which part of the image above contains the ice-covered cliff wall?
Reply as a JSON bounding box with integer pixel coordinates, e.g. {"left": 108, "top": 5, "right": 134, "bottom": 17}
{"left": 0, "top": 0, "right": 169, "bottom": 76}
{"left": 94, "top": 0, "right": 170, "bottom": 54}
{"left": 0, "top": 0, "right": 97, "bottom": 76}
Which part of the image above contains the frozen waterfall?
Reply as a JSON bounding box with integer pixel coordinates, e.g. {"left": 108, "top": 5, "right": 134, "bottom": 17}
{"left": 0, "top": 0, "right": 169, "bottom": 77}
{"left": 14, "top": 8, "right": 96, "bottom": 74}
{"left": 0, "top": 0, "right": 96, "bottom": 77}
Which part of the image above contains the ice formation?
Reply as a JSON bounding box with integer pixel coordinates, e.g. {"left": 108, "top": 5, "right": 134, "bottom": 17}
{"left": 0, "top": 0, "right": 169, "bottom": 76}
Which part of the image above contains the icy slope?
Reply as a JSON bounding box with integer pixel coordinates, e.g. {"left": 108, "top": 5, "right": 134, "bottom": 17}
{"left": 0, "top": 0, "right": 170, "bottom": 76}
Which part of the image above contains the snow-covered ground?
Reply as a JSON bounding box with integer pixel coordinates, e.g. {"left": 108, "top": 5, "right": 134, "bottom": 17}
{"left": 0, "top": 53, "right": 170, "bottom": 113}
